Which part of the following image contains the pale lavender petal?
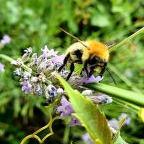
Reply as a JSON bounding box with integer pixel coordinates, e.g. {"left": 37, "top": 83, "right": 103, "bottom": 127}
{"left": 41, "top": 45, "right": 58, "bottom": 59}
{"left": 20, "top": 81, "right": 32, "bottom": 94}
{"left": 78, "top": 75, "right": 103, "bottom": 84}
{"left": 57, "top": 97, "right": 74, "bottom": 118}
{"left": 1, "top": 35, "right": 11, "bottom": 44}
{"left": 51, "top": 55, "right": 65, "bottom": 64}
{"left": 70, "top": 116, "right": 81, "bottom": 126}
{"left": 0, "top": 63, "right": 5, "bottom": 72}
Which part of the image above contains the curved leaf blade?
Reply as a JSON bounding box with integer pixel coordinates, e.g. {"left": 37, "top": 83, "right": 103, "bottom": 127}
{"left": 55, "top": 73, "right": 112, "bottom": 144}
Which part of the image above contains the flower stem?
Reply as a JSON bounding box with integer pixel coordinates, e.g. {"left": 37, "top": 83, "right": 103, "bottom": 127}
{"left": 0, "top": 54, "right": 15, "bottom": 62}
{"left": 0, "top": 54, "right": 32, "bottom": 73}
{"left": 86, "top": 83, "right": 144, "bottom": 107}
{"left": 109, "top": 27, "right": 144, "bottom": 52}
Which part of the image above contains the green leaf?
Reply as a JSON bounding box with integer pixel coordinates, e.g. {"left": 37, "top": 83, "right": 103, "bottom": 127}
{"left": 113, "top": 132, "right": 128, "bottom": 144}
{"left": 91, "top": 13, "right": 110, "bottom": 27}
{"left": 55, "top": 73, "right": 112, "bottom": 144}
{"left": 86, "top": 83, "right": 144, "bottom": 107}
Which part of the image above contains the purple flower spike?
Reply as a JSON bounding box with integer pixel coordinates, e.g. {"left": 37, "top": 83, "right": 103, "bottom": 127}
{"left": 0, "top": 63, "right": 5, "bottom": 72}
{"left": 57, "top": 97, "right": 74, "bottom": 118}
{"left": 20, "top": 81, "right": 32, "bottom": 94}
{"left": 78, "top": 75, "right": 103, "bottom": 84}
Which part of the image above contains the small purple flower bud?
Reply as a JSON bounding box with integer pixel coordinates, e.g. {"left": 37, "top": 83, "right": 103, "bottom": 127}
{"left": 20, "top": 81, "right": 32, "bottom": 94}
{"left": 14, "top": 68, "right": 21, "bottom": 76}
{"left": 22, "top": 47, "right": 32, "bottom": 60}
{"left": 45, "top": 61, "right": 55, "bottom": 71}
{"left": 38, "top": 60, "right": 55, "bottom": 72}
{"left": 31, "top": 76, "right": 38, "bottom": 83}
{"left": 1, "top": 35, "right": 11, "bottom": 44}
{"left": 89, "top": 94, "right": 113, "bottom": 104}
{"left": 57, "top": 87, "right": 64, "bottom": 95}
{"left": 24, "top": 47, "right": 32, "bottom": 55}
{"left": 31, "top": 53, "right": 39, "bottom": 66}
{"left": 21, "top": 71, "right": 31, "bottom": 80}
{"left": 47, "top": 84, "right": 57, "bottom": 97}
{"left": 12, "top": 58, "right": 23, "bottom": 66}
{"left": 57, "top": 97, "right": 74, "bottom": 118}
{"left": 70, "top": 116, "right": 81, "bottom": 126}
{"left": 0, "top": 63, "right": 5, "bottom": 72}
{"left": 45, "top": 84, "right": 57, "bottom": 99}
{"left": 37, "top": 60, "right": 48, "bottom": 71}
{"left": 40, "top": 45, "right": 58, "bottom": 60}
{"left": 36, "top": 89, "right": 43, "bottom": 96}
{"left": 35, "top": 84, "right": 43, "bottom": 96}
{"left": 38, "top": 73, "right": 46, "bottom": 82}
{"left": 59, "top": 70, "right": 70, "bottom": 79}
{"left": 82, "top": 90, "right": 93, "bottom": 96}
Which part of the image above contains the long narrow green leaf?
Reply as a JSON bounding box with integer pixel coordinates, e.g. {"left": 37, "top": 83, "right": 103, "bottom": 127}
{"left": 0, "top": 54, "right": 15, "bottom": 62}
{"left": 55, "top": 73, "right": 112, "bottom": 144}
{"left": 86, "top": 83, "right": 144, "bottom": 107}
{"left": 109, "top": 27, "right": 144, "bottom": 52}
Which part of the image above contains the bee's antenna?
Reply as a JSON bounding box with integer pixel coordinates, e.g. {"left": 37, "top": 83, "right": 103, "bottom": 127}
{"left": 60, "top": 28, "right": 90, "bottom": 49}
{"left": 106, "top": 67, "right": 116, "bottom": 85}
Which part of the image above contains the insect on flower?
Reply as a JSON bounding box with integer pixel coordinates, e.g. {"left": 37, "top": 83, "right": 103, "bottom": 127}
{"left": 58, "top": 28, "right": 115, "bottom": 83}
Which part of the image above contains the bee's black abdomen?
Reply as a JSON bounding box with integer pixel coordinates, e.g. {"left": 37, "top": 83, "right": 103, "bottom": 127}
{"left": 74, "top": 50, "right": 83, "bottom": 59}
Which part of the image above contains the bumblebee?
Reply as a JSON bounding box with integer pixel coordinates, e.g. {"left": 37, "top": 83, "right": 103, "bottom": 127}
{"left": 58, "top": 29, "right": 109, "bottom": 81}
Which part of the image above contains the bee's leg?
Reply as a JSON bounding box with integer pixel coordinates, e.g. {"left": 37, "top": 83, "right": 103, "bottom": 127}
{"left": 80, "top": 61, "right": 88, "bottom": 76}
{"left": 80, "top": 68, "right": 84, "bottom": 75}
{"left": 66, "top": 62, "right": 75, "bottom": 80}
{"left": 58, "top": 54, "right": 70, "bottom": 72}
{"left": 88, "top": 67, "right": 95, "bottom": 77}
{"left": 99, "top": 62, "right": 107, "bottom": 77}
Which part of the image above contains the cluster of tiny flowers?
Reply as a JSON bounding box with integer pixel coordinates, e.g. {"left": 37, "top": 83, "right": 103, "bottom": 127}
{"left": 12, "top": 46, "right": 65, "bottom": 102}
{"left": 57, "top": 97, "right": 81, "bottom": 126}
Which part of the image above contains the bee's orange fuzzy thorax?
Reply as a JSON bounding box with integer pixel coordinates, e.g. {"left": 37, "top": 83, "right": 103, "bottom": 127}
{"left": 86, "top": 40, "right": 109, "bottom": 61}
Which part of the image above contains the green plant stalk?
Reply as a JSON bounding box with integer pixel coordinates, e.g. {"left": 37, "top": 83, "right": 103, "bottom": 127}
{"left": 113, "top": 98, "right": 140, "bottom": 112}
{"left": 0, "top": 54, "right": 32, "bottom": 73}
{"left": 109, "top": 27, "right": 144, "bottom": 52}
{"left": 85, "top": 83, "right": 144, "bottom": 107}
{"left": 0, "top": 54, "right": 15, "bottom": 62}
{"left": 63, "top": 125, "right": 70, "bottom": 144}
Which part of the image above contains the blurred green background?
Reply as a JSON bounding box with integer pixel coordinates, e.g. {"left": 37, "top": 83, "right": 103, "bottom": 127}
{"left": 0, "top": 0, "right": 144, "bottom": 143}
